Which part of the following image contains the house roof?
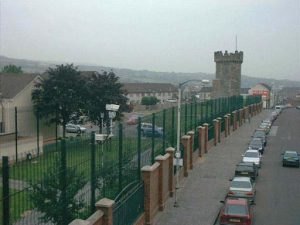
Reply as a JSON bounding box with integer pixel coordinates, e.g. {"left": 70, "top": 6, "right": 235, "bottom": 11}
{"left": 123, "top": 83, "right": 177, "bottom": 93}
{"left": 0, "top": 73, "right": 40, "bottom": 99}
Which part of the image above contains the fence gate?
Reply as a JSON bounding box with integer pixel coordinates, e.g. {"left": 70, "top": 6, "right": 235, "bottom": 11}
{"left": 113, "top": 181, "right": 144, "bottom": 225}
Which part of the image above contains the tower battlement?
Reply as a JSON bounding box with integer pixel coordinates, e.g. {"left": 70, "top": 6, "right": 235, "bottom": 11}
{"left": 214, "top": 50, "right": 243, "bottom": 63}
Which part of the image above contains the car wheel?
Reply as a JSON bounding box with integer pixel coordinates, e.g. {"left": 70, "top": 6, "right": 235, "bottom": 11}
{"left": 282, "top": 162, "right": 285, "bottom": 167}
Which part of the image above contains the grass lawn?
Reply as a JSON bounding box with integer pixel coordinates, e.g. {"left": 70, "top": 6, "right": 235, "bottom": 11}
{"left": 0, "top": 188, "right": 32, "bottom": 225}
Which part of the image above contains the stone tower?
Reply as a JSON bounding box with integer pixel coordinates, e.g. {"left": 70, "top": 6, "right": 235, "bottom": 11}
{"left": 212, "top": 50, "right": 243, "bottom": 98}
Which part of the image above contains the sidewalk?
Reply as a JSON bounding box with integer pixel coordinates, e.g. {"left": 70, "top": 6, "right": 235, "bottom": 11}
{"left": 153, "top": 110, "right": 270, "bottom": 225}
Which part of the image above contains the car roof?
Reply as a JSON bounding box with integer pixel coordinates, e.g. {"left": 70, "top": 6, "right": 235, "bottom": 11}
{"left": 245, "top": 149, "right": 259, "bottom": 153}
{"left": 226, "top": 198, "right": 247, "bottom": 205}
{"left": 284, "top": 150, "right": 297, "bottom": 154}
{"left": 232, "top": 177, "right": 251, "bottom": 182}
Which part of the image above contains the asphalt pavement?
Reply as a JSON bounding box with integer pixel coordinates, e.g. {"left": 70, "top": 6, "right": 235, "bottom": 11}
{"left": 153, "top": 110, "right": 271, "bottom": 225}
{"left": 253, "top": 108, "right": 300, "bottom": 225}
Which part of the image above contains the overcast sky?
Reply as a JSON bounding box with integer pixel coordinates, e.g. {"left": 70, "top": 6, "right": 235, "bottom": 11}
{"left": 1, "top": 0, "right": 299, "bottom": 80}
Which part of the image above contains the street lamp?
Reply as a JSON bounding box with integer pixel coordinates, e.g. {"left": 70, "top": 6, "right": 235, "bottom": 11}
{"left": 174, "top": 79, "right": 209, "bottom": 207}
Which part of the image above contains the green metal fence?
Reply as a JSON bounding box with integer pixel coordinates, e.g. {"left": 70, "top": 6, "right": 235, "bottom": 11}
{"left": 0, "top": 95, "right": 261, "bottom": 225}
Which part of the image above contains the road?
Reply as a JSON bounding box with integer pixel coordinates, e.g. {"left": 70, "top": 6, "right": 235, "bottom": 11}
{"left": 253, "top": 108, "right": 300, "bottom": 225}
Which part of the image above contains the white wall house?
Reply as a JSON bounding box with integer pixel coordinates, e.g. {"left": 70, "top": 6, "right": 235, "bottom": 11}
{"left": 123, "top": 83, "right": 177, "bottom": 104}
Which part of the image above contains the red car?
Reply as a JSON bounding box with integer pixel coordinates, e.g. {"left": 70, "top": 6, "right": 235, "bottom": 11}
{"left": 126, "top": 115, "right": 139, "bottom": 125}
{"left": 220, "top": 198, "right": 253, "bottom": 225}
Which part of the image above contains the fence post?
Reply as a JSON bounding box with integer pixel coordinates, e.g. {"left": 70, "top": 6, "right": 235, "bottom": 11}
{"left": 171, "top": 107, "right": 175, "bottom": 147}
{"left": 151, "top": 113, "right": 155, "bottom": 164}
{"left": 184, "top": 103, "right": 188, "bottom": 134}
{"left": 194, "top": 101, "right": 197, "bottom": 128}
{"left": 118, "top": 124, "right": 123, "bottom": 193}
{"left": 205, "top": 100, "right": 208, "bottom": 122}
{"left": 60, "top": 139, "right": 67, "bottom": 222}
{"left": 163, "top": 109, "right": 166, "bottom": 153}
{"left": 190, "top": 102, "right": 193, "bottom": 130}
{"left": 137, "top": 118, "right": 141, "bottom": 181}
{"left": 15, "top": 107, "right": 18, "bottom": 163}
{"left": 90, "top": 131, "right": 96, "bottom": 213}
{"left": 36, "top": 110, "right": 40, "bottom": 156}
{"left": 2, "top": 156, "right": 9, "bottom": 225}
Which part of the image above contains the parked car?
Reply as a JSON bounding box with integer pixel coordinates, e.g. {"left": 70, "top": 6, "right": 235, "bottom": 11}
{"left": 296, "top": 105, "right": 300, "bottom": 110}
{"left": 282, "top": 150, "right": 300, "bottom": 168}
{"left": 141, "top": 123, "right": 164, "bottom": 138}
{"left": 259, "top": 123, "right": 270, "bottom": 134}
{"left": 262, "top": 119, "right": 272, "bottom": 127}
{"left": 242, "top": 150, "right": 261, "bottom": 168}
{"left": 253, "top": 129, "right": 267, "bottom": 146}
{"left": 235, "top": 162, "right": 258, "bottom": 181}
{"left": 220, "top": 198, "right": 253, "bottom": 225}
{"left": 248, "top": 138, "right": 264, "bottom": 154}
{"left": 66, "top": 124, "right": 87, "bottom": 133}
{"left": 126, "top": 115, "right": 139, "bottom": 125}
{"left": 228, "top": 177, "right": 255, "bottom": 203}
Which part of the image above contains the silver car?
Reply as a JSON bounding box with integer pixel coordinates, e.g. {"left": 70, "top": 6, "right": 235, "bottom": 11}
{"left": 227, "top": 177, "right": 255, "bottom": 202}
{"left": 66, "top": 124, "right": 87, "bottom": 133}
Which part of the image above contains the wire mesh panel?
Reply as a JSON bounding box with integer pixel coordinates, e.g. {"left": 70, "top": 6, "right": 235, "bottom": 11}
{"left": 113, "top": 181, "right": 144, "bottom": 225}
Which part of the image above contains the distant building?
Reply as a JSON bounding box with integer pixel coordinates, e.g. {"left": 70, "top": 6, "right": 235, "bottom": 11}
{"left": 212, "top": 51, "right": 243, "bottom": 98}
{"left": 123, "top": 83, "right": 177, "bottom": 104}
{"left": 249, "top": 83, "right": 271, "bottom": 108}
{"left": 198, "top": 86, "right": 213, "bottom": 100}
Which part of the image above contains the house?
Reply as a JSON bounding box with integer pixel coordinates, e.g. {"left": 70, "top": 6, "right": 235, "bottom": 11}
{"left": 0, "top": 73, "right": 42, "bottom": 133}
{"left": 249, "top": 83, "right": 272, "bottom": 108}
{"left": 123, "top": 83, "right": 177, "bottom": 104}
{"left": 197, "top": 86, "right": 213, "bottom": 101}
{"left": 0, "top": 73, "right": 50, "bottom": 160}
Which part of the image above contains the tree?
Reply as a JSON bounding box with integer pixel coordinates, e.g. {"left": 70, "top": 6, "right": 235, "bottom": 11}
{"left": 85, "top": 71, "right": 128, "bottom": 132}
{"left": 1, "top": 64, "right": 23, "bottom": 74}
{"left": 141, "top": 96, "right": 160, "bottom": 107}
{"left": 32, "top": 64, "right": 86, "bottom": 137}
{"left": 29, "top": 160, "right": 86, "bottom": 225}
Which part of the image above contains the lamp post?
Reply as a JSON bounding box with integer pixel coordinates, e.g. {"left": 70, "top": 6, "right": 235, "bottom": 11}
{"left": 174, "top": 79, "right": 209, "bottom": 207}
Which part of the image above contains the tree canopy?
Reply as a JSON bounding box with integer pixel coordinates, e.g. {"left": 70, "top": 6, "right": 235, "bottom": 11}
{"left": 32, "top": 64, "right": 86, "bottom": 137}
{"left": 1, "top": 64, "right": 23, "bottom": 74}
{"left": 141, "top": 96, "right": 160, "bottom": 106}
{"left": 85, "top": 71, "right": 128, "bottom": 130}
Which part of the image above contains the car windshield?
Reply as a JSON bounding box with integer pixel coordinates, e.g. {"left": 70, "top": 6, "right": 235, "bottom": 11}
{"left": 244, "top": 152, "right": 259, "bottom": 158}
{"left": 254, "top": 131, "right": 265, "bottom": 137}
{"left": 231, "top": 181, "right": 251, "bottom": 189}
{"left": 225, "top": 204, "right": 248, "bottom": 216}
{"left": 250, "top": 139, "right": 261, "bottom": 146}
{"left": 236, "top": 165, "right": 253, "bottom": 172}
{"left": 285, "top": 152, "right": 298, "bottom": 157}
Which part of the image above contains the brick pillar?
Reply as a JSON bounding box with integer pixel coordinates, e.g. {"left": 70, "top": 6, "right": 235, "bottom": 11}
{"left": 227, "top": 113, "right": 231, "bottom": 135}
{"left": 232, "top": 111, "right": 237, "bottom": 131}
{"left": 187, "top": 131, "right": 194, "bottom": 170}
{"left": 181, "top": 135, "right": 190, "bottom": 177}
{"left": 239, "top": 109, "right": 243, "bottom": 126}
{"left": 203, "top": 123, "right": 209, "bottom": 153}
{"left": 217, "top": 117, "right": 221, "bottom": 143}
{"left": 166, "top": 147, "right": 175, "bottom": 197}
{"left": 224, "top": 115, "right": 228, "bottom": 137}
{"left": 213, "top": 119, "right": 218, "bottom": 146}
{"left": 95, "top": 198, "right": 115, "bottom": 225}
{"left": 142, "top": 162, "right": 160, "bottom": 225}
{"left": 198, "top": 126, "right": 205, "bottom": 157}
{"left": 155, "top": 154, "right": 170, "bottom": 211}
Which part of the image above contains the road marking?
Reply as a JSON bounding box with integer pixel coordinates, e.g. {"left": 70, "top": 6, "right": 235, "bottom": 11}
{"left": 269, "top": 126, "right": 278, "bottom": 136}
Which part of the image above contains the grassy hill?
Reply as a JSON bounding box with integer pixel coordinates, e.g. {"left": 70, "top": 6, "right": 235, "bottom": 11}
{"left": 1, "top": 55, "right": 300, "bottom": 88}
